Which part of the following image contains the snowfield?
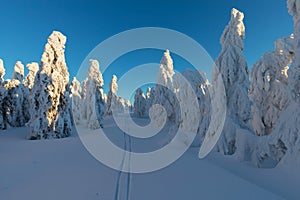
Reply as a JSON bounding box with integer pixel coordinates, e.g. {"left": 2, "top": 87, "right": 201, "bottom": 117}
{"left": 1, "top": 117, "right": 298, "bottom": 200}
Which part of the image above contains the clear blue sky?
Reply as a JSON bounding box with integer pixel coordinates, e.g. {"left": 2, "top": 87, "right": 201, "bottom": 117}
{"left": 0, "top": 0, "right": 293, "bottom": 95}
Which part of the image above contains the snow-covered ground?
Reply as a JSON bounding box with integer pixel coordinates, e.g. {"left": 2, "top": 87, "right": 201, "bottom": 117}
{"left": 0, "top": 116, "right": 298, "bottom": 200}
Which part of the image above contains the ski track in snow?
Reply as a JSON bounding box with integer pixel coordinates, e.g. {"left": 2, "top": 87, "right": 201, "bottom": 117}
{"left": 114, "top": 132, "right": 132, "bottom": 200}
{"left": 127, "top": 135, "right": 132, "bottom": 200}
{"left": 113, "top": 132, "right": 125, "bottom": 200}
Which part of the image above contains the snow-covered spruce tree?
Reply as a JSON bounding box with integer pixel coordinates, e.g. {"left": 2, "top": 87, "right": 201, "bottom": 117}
{"left": 212, "top": 8, "right": 252, "bottom": 156}
{"left": 103, "top": 92, "right": 107, "bottom": 104}
{"left": 254, "top": 0, "right": 300, "bottom": 167}
{"left": 133, "top": 88, "right": 147, "bottom": 118}
{"left": 151, "top": 50, "right": 177, "bottom": 127}
{"left": 144, "top": 87, "right": 154, "bottom": 117}
{"left": 173, "top": 69, "right": 211, "bottom": 147}
{"left": 0, "top": 59, "right": 5, "bottom": 85}
{"left": 24, "top": 62, "right": 39, "bottom": 125}
{"left": 95, "top": 87, "right": 107, "bottom": 124}
{"left": 0, "top": 59, "right": 7, "bottom": 129}
{"left": 25, "top": 62, "right": 39, "bottom": 90}
{"left": 12, "top": 61, "right": 24, "bottom": 82}
{"left": 70, "top": 77, "right": 82, "bottom": 125}
{"left": 81, "top": 78, "right": 88, "bottom": 120}
{"left": 145, "top": 87, "right": 153, "bottom": 102}
{"left": 250, "top": 35, "right": 294, "bottom": 136}
{"left": 106, "top": 74, "right": 129, "bottom": 115}
{"left": 106, "top": 75, "right": 118, "bottom": 115}
{"left": 58, "top": 83, "right": 73, "bottom": 132}
{"left": 28, "top": 31, "right": 72, "bottom": 139}
{"left": 118, "top": 97, "right": 131, "bottom": 113}
{"left": 3, "top": 61, "right": 30, "bottom": 127}
{"left": 84, "top": 59, "right": 106, "bottom": 129}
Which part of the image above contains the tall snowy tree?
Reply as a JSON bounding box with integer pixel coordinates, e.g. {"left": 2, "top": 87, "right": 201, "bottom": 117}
{"left": 3, "top": 61, "right": 30, "bottom": 127}
{"left": 70, "top": 77, "right": 82, "bottom": 125}
{"left": 133, "top": 88, "right": 147, "bottom": 118}
{"left": 3, "top": 82, "right": 28, "bottom": 127}
{"left": 0, "top": 59, "right": 5, "bottom": 85}
{"left": 84, "top": 59, "right": 106, "bottom": 129}
{"left": 28, "top": 31, "right": 72, "bottom": 139}
{"left": 106, "top": 75, "right": 118, "bottom": 116}
{"left": 151, "top": 50, "right": 177, "bottom": 127}
{"left": 250, "top": 35, "right": 294, "bottom": 136}
{"left": 0, "top": 59, "right": 6, "bottom": 129}
{"left": 145, "top": 87, "right": 153, "bottom": 102}
{"left": 118, "top": 97, "right": 131, "bottom": 113}
{"left": 144, "top": 87, "right": 154, "bottom": 117}
{"left": 212, "top": 8, "right": 252, "bottom": 156}
{"left": 81, "top": 78, "right": 88, "bottom": 120}
{"left": 12, "top": 61, "right": 24, "bottom": 82}
{"left": 173, "top": 69, "right": 211, "bottom": 147}
{"left": 24, "top": 62, "right": 39, "bottom": 125}
{"left": 254, "top": 0, "right": 300, "bottom": 167}
{"left": 106, "top": 75, "right": 130, "bottom": 115}
{"left": 25, "top": 62, "right": 39, "bottom": 90}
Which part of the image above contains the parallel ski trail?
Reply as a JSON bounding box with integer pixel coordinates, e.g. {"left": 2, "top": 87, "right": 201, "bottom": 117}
{"left": 126, "top": 135, "right": 132, "bottom": 200}
{"left": 114, "top": 122, "right": 132, "bottom": 200}
{"left": 114, "top": 132, "right": 127, "bottom": 200}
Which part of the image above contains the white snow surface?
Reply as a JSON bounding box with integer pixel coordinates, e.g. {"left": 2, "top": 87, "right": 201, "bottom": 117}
{"left": 0, "top": 117, "right": 297, "bottom": 200}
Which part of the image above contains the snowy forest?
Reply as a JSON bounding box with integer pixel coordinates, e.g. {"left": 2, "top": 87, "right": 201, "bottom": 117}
{"left": 1, "top": 1, "right": 300, "bottom": 171}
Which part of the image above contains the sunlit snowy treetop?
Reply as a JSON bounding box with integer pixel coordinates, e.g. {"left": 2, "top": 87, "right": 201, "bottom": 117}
{"left": 88, "top": 59, "right": 104, "bottom": 87}
{"left": 287, "top": 0, "right": 300, "bottom": 16}
{"left": 288, "top": 0, "right": 300, "bottom": 40}
{"left": 275, "top": 34, "right": 295, "bottom": 65}
{"left": 40, "top": 31, "right": 69, "bottom": 85}
{"left": 12, "top": 61, "right": 24, "bottom": 82}
{"left": 220, "top": 8, "right": 245, "bottom": 50}
{"left": 71, "top": 77, "right": 81, "bottom": 94}
{"left": 25, "top": 62, "right": 39, "bottom": 89}
{"left": 159, "top": 49, "right": 174, "bottom": 77}
{"left": 109, "top": 75, "right": 118, "bottom": 94}
{"left": 0, "top": 59, "right": 5, "bottom": 80}
{"left": 26, "top": 62, "right": 39, "bottom": 74}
